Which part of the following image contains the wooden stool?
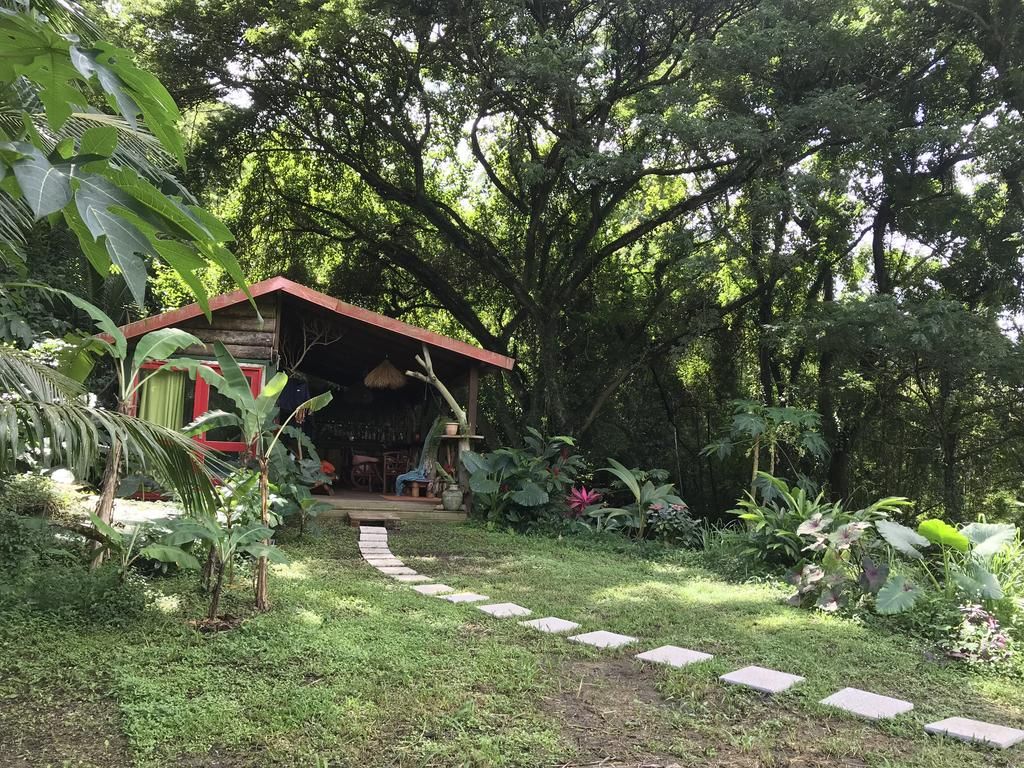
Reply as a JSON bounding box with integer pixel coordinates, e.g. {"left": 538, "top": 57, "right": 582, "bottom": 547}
{"left": 408, "top": 480, "right": 430, "bottom": 498}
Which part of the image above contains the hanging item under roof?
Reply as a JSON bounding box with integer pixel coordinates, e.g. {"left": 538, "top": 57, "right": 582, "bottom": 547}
{"left": 363, "top": 358, "right": 407, "bottom": 389}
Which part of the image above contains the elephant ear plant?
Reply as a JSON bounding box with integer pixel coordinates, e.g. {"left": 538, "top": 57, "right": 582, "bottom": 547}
{"left": 186, "top": 342, "right": 331, "bottom": 611}
{"left": 874, "top": 518, "right": 1019, "bottom": 615}
{"left": 786, "top": 491, "right": 912, "bottom": 612}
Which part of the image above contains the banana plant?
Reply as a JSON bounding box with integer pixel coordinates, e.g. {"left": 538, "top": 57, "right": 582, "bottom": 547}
{"left": 88, "top": 513, "right": 201, "bottom": 583}
{"left": 164, "top": 514, "right": 286, "bottom": 620}
{"left": 185, "top": 342, "right": 331, "bottom": 611}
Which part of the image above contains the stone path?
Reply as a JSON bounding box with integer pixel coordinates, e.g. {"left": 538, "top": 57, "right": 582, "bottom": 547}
{"left": 356, "top": 525, "right": 1022, "bottom": 751}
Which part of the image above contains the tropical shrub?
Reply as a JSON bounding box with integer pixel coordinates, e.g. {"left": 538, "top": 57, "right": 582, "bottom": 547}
{"left": 166, "top": 514, "right": 286, "bottom": 620}
{"left": 730, "top": 473, "right": 844, "bottom": 565}
{"left": 645, "top": 500, "right": 701, "bottom": 547}
{"left": 942, "top": 605, "right": 1013, "bottom": 665}
{"left": 88, "top": 513, "right": 201, "bottom": 584}
{"left": 185, "top": 341, "right": 331, "bottom": 610}
{"left": 873, "top": 518, "right": 1020, "bottom": 619}
{"left": 0, "top": 511, "right": 66, "bottom": 573}
{"left": 588, "top": 459, "right": 687, "bottom": 539}
{"left": 0, "top": 473, "right": 77, "bottom": 519}
{"left": 462, "top": 428, "right": 582, "bottom": 530}
{"left": 0, "top": 563, "right": 147, "bottom": 626}
{"left": 703, "top": 400, "right": 827, "bottom": 492}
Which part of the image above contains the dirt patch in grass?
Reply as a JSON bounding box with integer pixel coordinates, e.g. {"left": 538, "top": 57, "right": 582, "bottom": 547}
{"left": 540, "top": 656, "right": 697, "bottom": 767}
{"left": 0, "top": 690, "right": 131, "bottom": 768}
{"left": 539, "top": 657, "right": 892, "bottom": 768}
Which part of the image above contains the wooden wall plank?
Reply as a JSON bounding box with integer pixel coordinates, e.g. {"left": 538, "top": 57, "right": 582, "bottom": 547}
{"left": 181, "top": 344, "right": 272, "bottom": 360}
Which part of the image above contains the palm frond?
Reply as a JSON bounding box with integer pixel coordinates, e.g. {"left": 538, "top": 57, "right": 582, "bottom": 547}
{"left": 1, "top": 0, "right": 101, "bottom": 40}
{"left": 0, "top": 193, "right": 31, "bottom": 274}
{"left": 0, "top": 346, "right": 224, "bottom": 514}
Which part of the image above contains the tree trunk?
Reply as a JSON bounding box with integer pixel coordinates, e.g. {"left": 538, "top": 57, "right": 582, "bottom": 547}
{"left": 750, "top": 435, "right": 761, "bottom": 494}
{"left": 537, "top": 316, "right": 567, "bottom": 430}
{"left": 871, "top": 195, "right": 894, "bottom": 294}
{"left": 254, "top": 457, "right": 271, "bottom": 612}
{"left": 201, "top": 544, "right": 217, "bottom": 592}
{"left": 90, "top": 437, "right": 123, "bottom": 569}
{"left": 207, "top": 555, "right": 225, "bottom": 620}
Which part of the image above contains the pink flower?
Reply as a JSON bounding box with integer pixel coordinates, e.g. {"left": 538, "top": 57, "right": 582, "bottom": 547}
{"left": 567, "top": 486, "right": 602, "bottom": 516}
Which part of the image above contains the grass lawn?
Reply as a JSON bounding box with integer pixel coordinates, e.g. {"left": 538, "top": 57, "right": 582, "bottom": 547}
{"left": 2, "top": 519, "right": 1022, "bottom": 767}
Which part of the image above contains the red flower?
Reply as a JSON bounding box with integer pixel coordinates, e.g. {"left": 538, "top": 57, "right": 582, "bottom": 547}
{"left": 567, "top": 486, "right": 602, "bottom": 516}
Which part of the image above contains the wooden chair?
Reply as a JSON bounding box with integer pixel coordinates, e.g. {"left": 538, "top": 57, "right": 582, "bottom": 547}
{"left": 350, "top": 452, "right": 382, "bottom": 492}
{"left": 382, "top": 451, "right": 410, "bottom": 495}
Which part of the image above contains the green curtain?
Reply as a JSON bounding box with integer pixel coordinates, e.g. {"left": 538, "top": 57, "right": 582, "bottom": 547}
{"left": 138, "top": 369, "right": 186, "bottom": 429}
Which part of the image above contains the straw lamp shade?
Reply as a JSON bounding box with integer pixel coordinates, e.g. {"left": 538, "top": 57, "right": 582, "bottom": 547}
{"left": 364, "top": 358, "right": 407, "bottom": 389}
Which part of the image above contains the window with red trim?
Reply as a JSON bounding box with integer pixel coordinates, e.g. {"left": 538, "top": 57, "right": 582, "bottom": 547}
{"left": 136, "top": 361, "right": 264, "bottom": 453}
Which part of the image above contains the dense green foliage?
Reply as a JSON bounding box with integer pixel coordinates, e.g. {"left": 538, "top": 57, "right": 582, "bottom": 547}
{"left": 95, "top": 0, "right": 1024, "bottom": 522}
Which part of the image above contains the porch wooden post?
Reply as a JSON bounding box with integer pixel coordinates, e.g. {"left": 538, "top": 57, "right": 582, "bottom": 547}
{"left": 463, "top": 365, "right": 481, "bottom": 516}
{"left": 467, "top": 365, "right": 480, "bottom": 434}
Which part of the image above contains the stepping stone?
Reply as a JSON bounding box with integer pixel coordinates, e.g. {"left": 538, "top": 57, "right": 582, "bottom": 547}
{"left": 441, "top": 592, "right": 489, "bottom": 603}
{"left": 360, "top": 533, "right": 388, "bottom": 541}
{"left": 520, "top": 616, "right": 580, "bottom": 634}
{"left": 635, "top": 645, "right": 713, "bottom": 668}
{"left": 364, "top": 558, "right": 404, "bottom": 567}
{"left": 413, "top": 583, "right": 454, "bottom": 595}
{"left": 568, "top": 630, "right": 637, "bottom": 649}
{"left": 477, "top": 602, "right": 532, "bottom": 618}
{"left": 391, "top": 574, "right": 431, "bottom": 583}
{"left": 821, "top": 687, "right": 913, "bottom": 720}
{"left": 925, "top": 717, "right": 1024, "bottom": 749}
{"left": 359, "top": 526, "right": 387, "bottom": 533}
{"left": 377, "top": 566, "right": 417, "bottom": 575}
{"left": 720, "top": 666, "right": 805, "bottom": 694}
{"left": 359, "top": 545, "right": 391, "bottom": 552}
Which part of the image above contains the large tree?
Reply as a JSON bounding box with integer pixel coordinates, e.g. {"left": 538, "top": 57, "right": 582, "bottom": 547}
{"left": 116, "top": 0, "right": 939, "bottom": 430}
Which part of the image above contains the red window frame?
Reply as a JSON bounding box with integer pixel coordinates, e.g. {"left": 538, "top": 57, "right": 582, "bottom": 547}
{"left": 137, "top": 361, "right": 264, "bottom": 453}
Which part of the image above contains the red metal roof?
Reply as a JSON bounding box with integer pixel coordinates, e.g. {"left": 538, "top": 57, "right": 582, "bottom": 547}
{"left": 118, "top": 276, "right": 515, "bottom": 371}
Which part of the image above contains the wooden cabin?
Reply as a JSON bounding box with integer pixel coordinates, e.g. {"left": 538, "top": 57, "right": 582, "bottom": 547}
{"left": 118, "top": 276, "right": 515, "bottom": 521}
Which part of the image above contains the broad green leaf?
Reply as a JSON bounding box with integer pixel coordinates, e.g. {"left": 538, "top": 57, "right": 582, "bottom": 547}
{"left": 510, "top": 480, "right": 548, "bottom": 507}
{"left": 469, "top": 471, "right": 500, "bottom": 494}
{"left": 88, "top": 207, "right": 152, "bottom": 306}
{"left": 153, "top": 240, "right": 210, "bottom": 314}
{"left": 602, "top": 458, "right": 640, "bottom": 500}
{"left": 183, "top": 409, "right": 240, "bottom": 437}
{"left": 62, "top": 205, "right": 110, "bottom": 276}
{"left": 139, "top": 543, "right": 201, "bottom": 570}
{"left": 961, "top": 522, "right": 1017, "bottom": 559}
{"left": 242, "top": 543, "right": 290, "bottom": 563}
{"left": 130, "top": 328, "right": 204, "bottom": 378}
{"left": 971, "top": 564, "right": 1004, "bottom": 600}
{"left": 918, "top": 519, "right": 970, "bottom": 553}
{"left": 257, "top": 371, "right": 289, "bottom": 413}
{"left": 213, "top": 341, "right": 257, "bottom": 410}
{"left": 89, "top": 511, "right": 123, "bottom": 546}
{"left": 875, "top": 575, "right": 923, "bottom": 614}
{"left": 876, "top": 519, "right": 930, "bottom": 559}
{"left": 79, "top": 125, "right": 118, "bottom": 157}
{"left": 11, "top": 144, "right": 72, "bottom": 217}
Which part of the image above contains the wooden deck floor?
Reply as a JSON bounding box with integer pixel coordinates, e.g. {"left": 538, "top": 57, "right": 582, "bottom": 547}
{"left": 317, "top": 491, "right": 466, "bottom": 524}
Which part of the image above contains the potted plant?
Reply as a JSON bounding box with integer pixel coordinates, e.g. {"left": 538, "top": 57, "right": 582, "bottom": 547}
{"left": 435, "top": 463, "right": 463, "bottom": 511}
{"left": 444, "top": 421, "right": 460, "bottom": 436}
